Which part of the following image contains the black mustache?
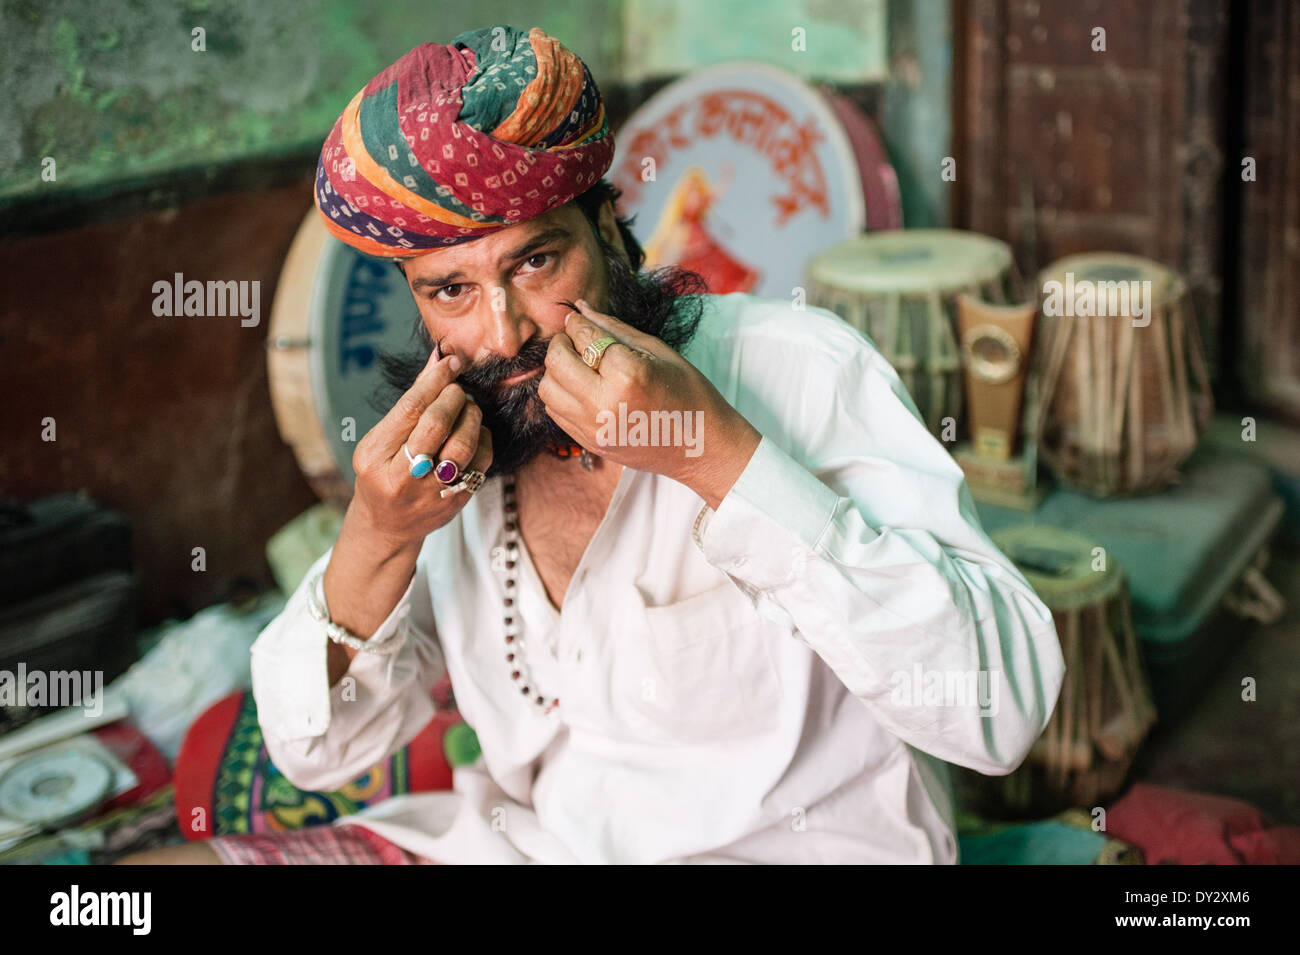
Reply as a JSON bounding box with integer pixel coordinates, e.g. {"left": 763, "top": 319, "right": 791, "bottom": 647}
{"left": 457, "top": 335, "right": 552, "bottom": 390}
{"left": 449, "top": 300, "right": 582, "bottom": 389}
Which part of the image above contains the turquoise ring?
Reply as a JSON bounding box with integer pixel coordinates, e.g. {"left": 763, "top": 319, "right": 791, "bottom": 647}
{"left": 403, "top": 443, "right": 434, "bottom": 479}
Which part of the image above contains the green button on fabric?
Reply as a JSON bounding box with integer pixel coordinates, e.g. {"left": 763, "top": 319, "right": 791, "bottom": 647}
{"left": 443, "top": 722, "right": 481, "bottom": 768}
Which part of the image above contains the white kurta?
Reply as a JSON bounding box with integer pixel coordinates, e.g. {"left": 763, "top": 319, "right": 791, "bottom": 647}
{"left": 249, "top": 292, "right": 1065, "bottom": 864}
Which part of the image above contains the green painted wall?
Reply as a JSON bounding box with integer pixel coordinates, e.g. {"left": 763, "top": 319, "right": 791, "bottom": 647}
{"left": 0, "top": 0, "right": 622, "bottom": 201}
{"left": 882, "top": 0, "right": 953, "bottom": 227}
{"left": 622, "top": 0, "right": 888, "bottom": 82}
{"left": 1, "top": 0, "right": 948, "bottom": 225}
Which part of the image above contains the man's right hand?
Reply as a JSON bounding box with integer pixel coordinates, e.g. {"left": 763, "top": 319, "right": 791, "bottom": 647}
{"left": 320, "top": 346, "right": 493, "bottom": 682}
{"left": 347, "top": 347, "right": 493, "bottom": 550}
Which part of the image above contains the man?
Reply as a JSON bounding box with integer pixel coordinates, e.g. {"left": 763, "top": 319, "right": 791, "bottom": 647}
{"left": 124, "top": 24, "right": 1063, "bottom": 865}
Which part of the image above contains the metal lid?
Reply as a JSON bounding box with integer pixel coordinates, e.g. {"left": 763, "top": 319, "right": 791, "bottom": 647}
{"left": 0, "top": 749, "right": 114, "bottom": 828}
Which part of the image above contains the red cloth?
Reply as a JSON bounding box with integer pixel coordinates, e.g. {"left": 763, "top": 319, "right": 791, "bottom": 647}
{"left": 92, "top": 721, "right": 171, "bottom": 811}
{"left": 1107, "top": 783, "right": 1300, "bottom": 865}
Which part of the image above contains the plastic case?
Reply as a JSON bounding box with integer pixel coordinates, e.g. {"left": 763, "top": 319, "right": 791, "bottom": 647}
{"left": 974, "top": 445, "right": 1285, "bottom": 721}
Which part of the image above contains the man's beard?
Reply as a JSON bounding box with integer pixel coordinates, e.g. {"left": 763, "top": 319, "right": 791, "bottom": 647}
{"left": 376, "top": 237, "right": 707, "bottom": 477}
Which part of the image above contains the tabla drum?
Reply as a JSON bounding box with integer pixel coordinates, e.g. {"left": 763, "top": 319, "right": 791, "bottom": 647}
{"left": 806, "top": 229, "right": 1023, "bottom": 435}
{"left": 1034, "top": 253, "right": 1214, "bottom": 497}
{"left": 959, "top": 525, "right": 1157, "bottom": 818}
{"left": 267, "top": 209, "right": 425, "bottom": 507}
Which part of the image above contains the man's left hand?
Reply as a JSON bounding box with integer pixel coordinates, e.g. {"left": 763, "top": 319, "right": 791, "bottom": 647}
{"left": 538, "top": 299, "right": 761, "bottom": 509}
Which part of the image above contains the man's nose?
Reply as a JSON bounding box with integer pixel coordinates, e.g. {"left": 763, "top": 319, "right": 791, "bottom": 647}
{"left": 481, "top": 289, "right": 536, "bottom": 357}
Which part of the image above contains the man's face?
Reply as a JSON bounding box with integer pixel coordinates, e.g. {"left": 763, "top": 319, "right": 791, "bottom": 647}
{"left": 398, "top": 203, "right": 623, "bottom": 474}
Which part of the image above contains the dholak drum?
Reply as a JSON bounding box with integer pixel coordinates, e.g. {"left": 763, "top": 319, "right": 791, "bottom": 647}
{"left": 1034, "top": 253, "right": 1214, "bottom": 496}
{"left": 267, "top": 210, "right": 426, "bottom": 507}
{"left": 960, "top": 525, "right": 1157, "bottom": 818}
{"left": 806, "top": 229, "right": 1023, "bottom": 435}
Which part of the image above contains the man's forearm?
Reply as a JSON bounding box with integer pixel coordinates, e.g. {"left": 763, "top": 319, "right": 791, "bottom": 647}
{"left": 321, "top": 501, "right": 423, "bottom": 686}
{"left": 682, "top": 411, "right": 762, "bottom": 511}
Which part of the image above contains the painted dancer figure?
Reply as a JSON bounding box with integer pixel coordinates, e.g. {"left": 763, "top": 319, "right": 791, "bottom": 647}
{"left": 121, "top": 24, "right": 1063, "bottom": 865}
{"left": 643, "top": 166, "right": 761, "bottom": 294}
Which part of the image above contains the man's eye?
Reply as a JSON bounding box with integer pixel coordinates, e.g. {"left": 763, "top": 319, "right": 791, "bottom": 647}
{"left": 520, "top": 252, "right": 553, "bottom": 272}
{"left": 435, "top": 284, "right": 464, "bottom": 301}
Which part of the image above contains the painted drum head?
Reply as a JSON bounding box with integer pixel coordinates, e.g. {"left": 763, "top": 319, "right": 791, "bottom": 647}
{"left": 610, "top": 63, "right": 865, "bottom": 298}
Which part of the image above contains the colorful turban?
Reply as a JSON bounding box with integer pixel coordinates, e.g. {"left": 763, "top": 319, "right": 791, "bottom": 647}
{"left": 314, "top": 25, "right": 614, "bottom": 259}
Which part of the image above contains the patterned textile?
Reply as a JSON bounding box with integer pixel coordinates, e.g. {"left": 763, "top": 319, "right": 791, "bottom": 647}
{"left": 208, "top": 824, "right": 439, "bottom": 865}
{"left": 315, "top": 24, "right": 614, "bottom": 258}
{"left": 174, "top": 690, "right": 460, "bottom": 839}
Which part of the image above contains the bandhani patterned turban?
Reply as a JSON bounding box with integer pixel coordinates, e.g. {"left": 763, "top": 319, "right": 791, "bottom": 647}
{"left": 314, "top": 25, "right": 614, "bottom": 259}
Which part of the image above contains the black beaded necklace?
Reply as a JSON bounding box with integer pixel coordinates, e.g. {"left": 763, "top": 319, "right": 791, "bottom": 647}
{"left": 499, "top": 474, "right": 559, "bottom": 714}
{"left": 497, "top": 442, "right": 590, "bottom": 715}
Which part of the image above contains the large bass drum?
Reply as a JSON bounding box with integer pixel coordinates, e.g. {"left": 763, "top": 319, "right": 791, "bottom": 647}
{"left": 267, "top": 210, "right": 425, "bottom": 506}
{"left": 609, "top": 62, "right": 868, "bottom": 298}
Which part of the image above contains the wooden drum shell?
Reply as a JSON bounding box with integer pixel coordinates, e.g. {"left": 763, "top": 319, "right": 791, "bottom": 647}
{"left": 960, "top": 526, "right": 1157, "bottom": 818}
{"left": 268, "top": 210, "right": 425, "bottom": 508}
{"left": 266, "top": 211, "right": 354, "bottom": 507}
{"left": 807, "top": 229, "right": 1023, "bottom": 435}
{"left": 1034, "top": 253, "right": 1214, "bottom": 497}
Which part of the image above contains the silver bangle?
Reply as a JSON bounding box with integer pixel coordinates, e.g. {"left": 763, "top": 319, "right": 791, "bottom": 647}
{"left": 306, "top": 571, "right": 404, "bottom": 655}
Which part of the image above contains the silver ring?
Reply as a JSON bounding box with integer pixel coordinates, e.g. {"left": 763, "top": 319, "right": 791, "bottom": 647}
{"left": 439, "top": 469, "right": 486, "bottom": 499}
{"left": 403, "top": 443, "right": 434, "bottom": 479}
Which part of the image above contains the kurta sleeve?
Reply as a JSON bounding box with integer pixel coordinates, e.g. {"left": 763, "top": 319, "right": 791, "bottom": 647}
{"left": 693, "top": 322, "right": 1065, "bottom": 776}
{"left": 248, "top": 546, "right": 446, "bottom": 792}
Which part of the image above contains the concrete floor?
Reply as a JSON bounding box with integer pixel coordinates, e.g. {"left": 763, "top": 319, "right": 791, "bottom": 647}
{"left": 1128, "top": 547, "right": 1300, "bottom": 825}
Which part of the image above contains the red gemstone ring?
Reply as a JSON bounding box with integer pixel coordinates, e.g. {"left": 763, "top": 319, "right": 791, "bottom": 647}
{"left": 434, "top": 460, "right": 460, "bottom": 485}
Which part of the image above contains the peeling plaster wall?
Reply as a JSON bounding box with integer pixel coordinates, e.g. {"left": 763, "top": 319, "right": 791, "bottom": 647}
{"left": 0, "top": 0, "right": 624, "bottom": 201}
{"left": 621, "top": 0, "right": 888, "bottom": 83}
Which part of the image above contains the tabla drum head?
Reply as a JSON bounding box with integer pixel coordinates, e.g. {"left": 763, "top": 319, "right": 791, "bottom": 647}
{"left": 0, "top": 749, "right": 115, "bottom": 828}
{"left": 991, "top": 525, "right": 1123, "bottom": 611}
{"left": 268, "top": 210, "right": 427, "bottom": 505}
{"left": 610, "top": 62, "right": 865, "bottom": 298}
{"left": 1037, "top": 252, "right": 1181, "bottom": 313}
{"left": 808, "top": 229, "right": 1017, "bottom": 295}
